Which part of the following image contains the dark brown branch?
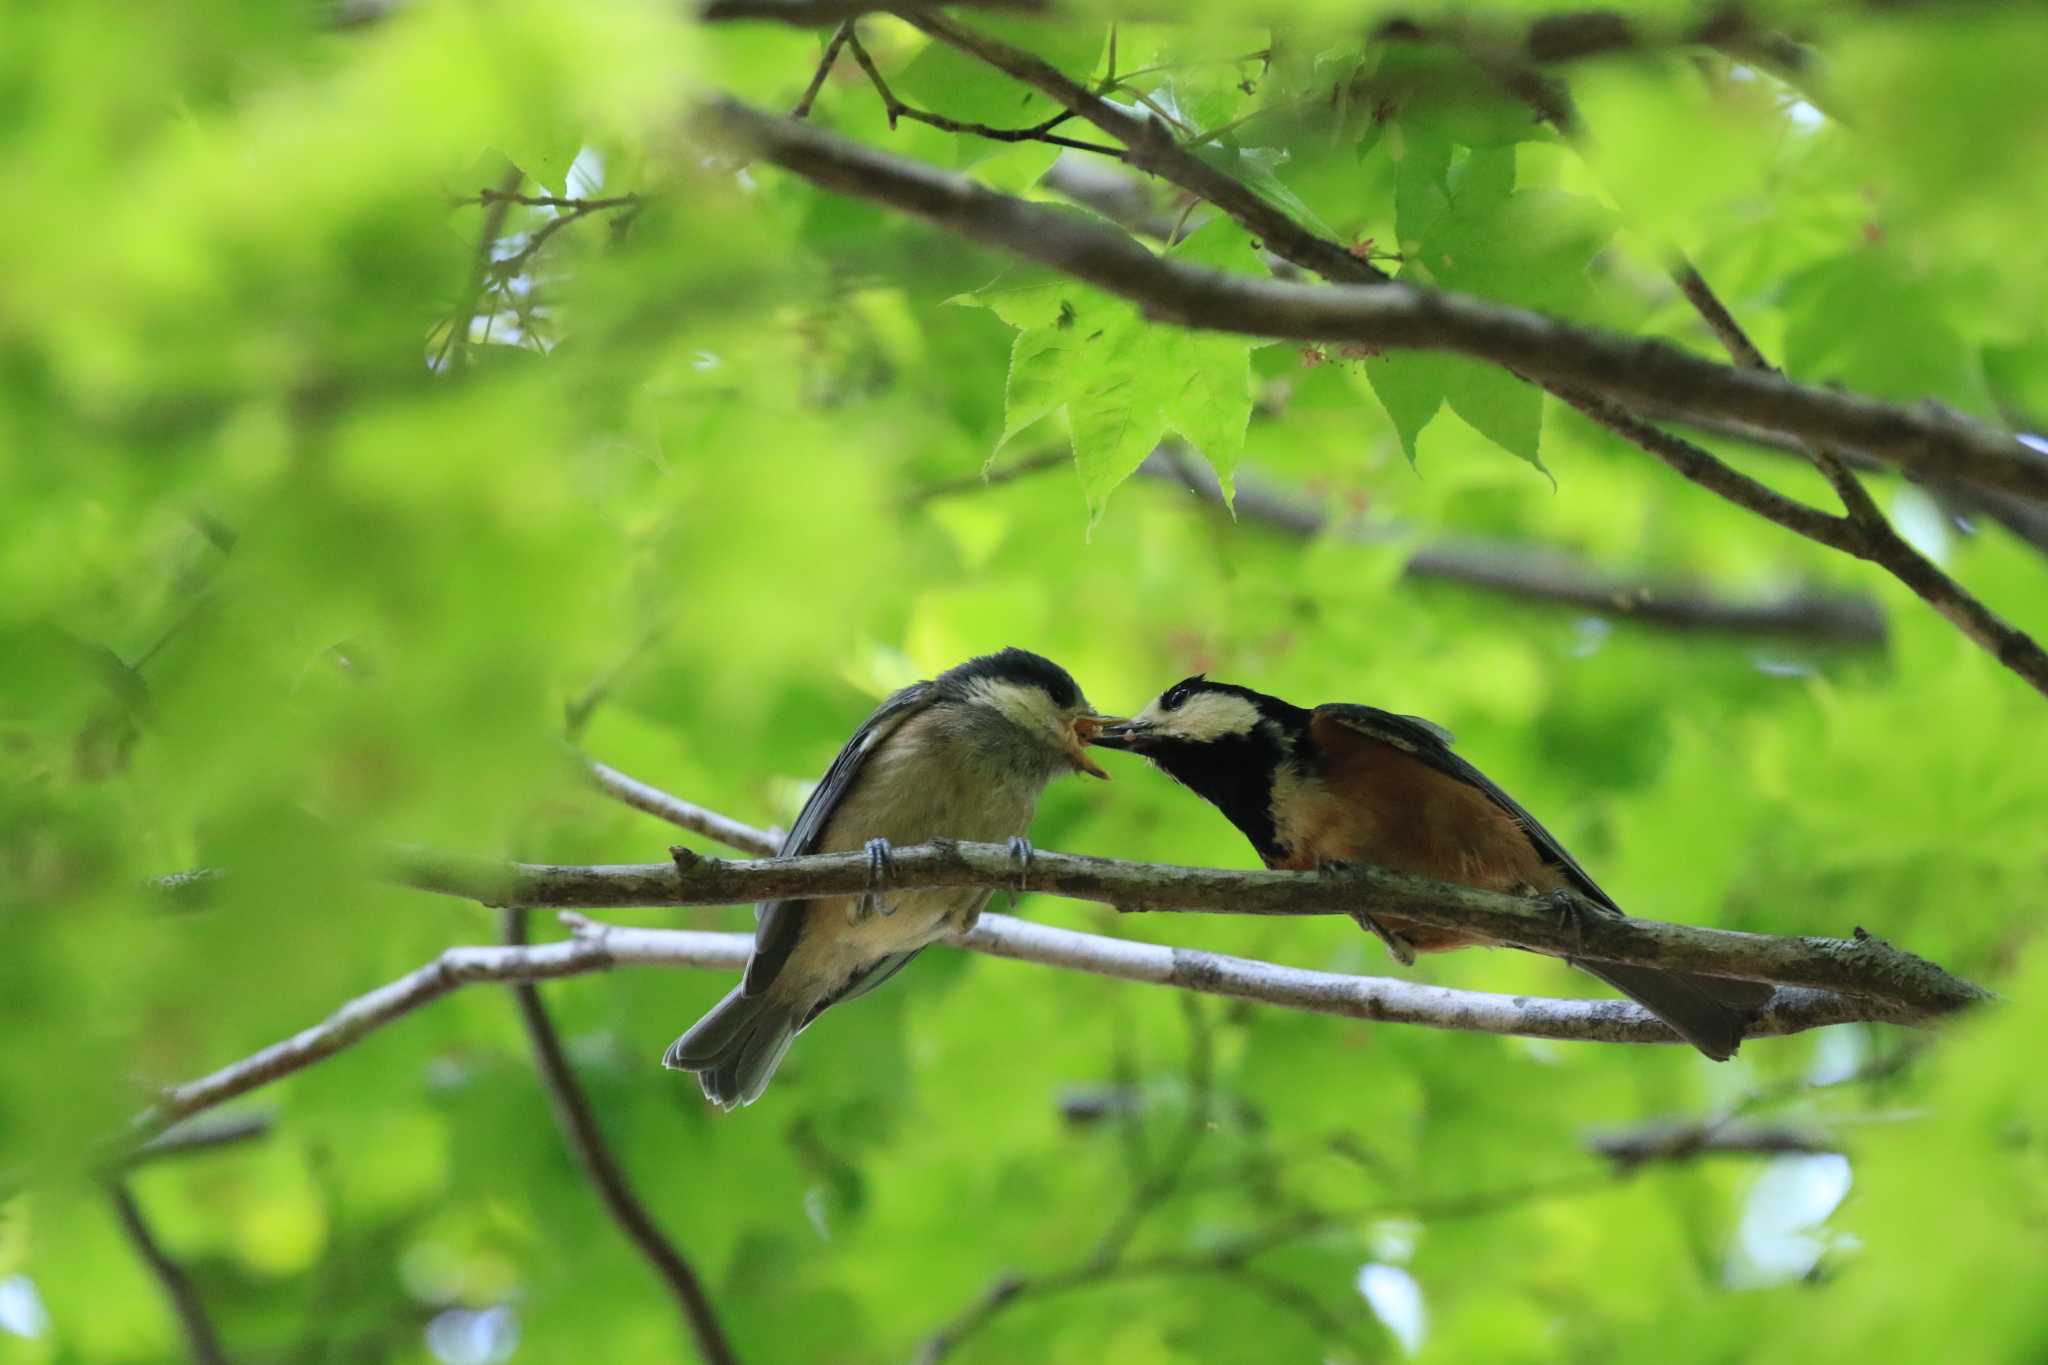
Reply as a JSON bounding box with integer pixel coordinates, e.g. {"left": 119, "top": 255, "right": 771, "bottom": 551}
{"left": 1663, "top": 262, "right": 2048, "bottom": 695}
{"left": 730, "top": 26, "right": 2048, "bottom": 692}
{"left": 695, "top": 98, "right": 2048, "bottom": 504}
{"left": 1481, "top": 43, "right": 2048, "bottom": 695}
{"left": 500, "top": 911, "right": 738, "bottom": 1365}
{"left": 898, "top": 9, "right": 1393, "bottom": 287}
{"left": 396, "top": 839, "right": 1987, "bottom": 1014}
{"left": 1036, "top": 152, "right": 2048, "bottom": 560}
{"left": 107, "top": 1181, "right": 233, "bottom": 1365}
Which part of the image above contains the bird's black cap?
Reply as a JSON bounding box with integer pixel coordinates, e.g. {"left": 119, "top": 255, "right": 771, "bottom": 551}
{"left": 937, "top": 647, "right": 1083, "bottom": 710}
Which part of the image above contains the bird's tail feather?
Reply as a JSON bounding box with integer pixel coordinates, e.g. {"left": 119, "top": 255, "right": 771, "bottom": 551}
{"left": 1574, "top": 960, "right": 1774, "bottom": 1062}
{"left": 663, "top": 986, "right": 802, "bottom": 1109}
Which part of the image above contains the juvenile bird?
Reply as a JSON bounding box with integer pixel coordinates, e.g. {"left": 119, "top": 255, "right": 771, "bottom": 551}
{"left": 1091, "top": 677, "right": 1770, "bottom": 1059}
{"left": 665, "top": 648, "right": 1108, "bottom": 1108}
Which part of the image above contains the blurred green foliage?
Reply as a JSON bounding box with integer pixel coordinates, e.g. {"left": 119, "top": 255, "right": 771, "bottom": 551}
{"left": 4, "top": 2, "right": 2047, "bottom": 1362}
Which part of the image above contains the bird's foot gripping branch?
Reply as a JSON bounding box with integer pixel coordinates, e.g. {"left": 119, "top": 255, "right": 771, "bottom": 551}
{"left": 400, "top": 836, "right": 1988, "bottom": 1022}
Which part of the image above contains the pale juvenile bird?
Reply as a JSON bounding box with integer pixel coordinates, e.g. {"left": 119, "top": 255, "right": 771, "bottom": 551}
{"left": 666, "top": 648, "right": 1108, "bottom": 1108}
{"left": 1092, "top": 676, "right": 1771, "bottom": 1059}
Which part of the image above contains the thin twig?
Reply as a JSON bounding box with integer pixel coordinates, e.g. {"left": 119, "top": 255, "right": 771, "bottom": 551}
{"left": 586, "top": 759, "right": 783, "bottom": 854}
{"left": 917, "top": 1000, "right": 1233, "bottom": 1363}
{"left": 437, "top": 163, "right": 523, "bottom": 370}
{"left": 468, "top": 190, "right": 644, "bottom": 212}
{"left": 107, "top": 1181, "right": 233, "bottom": 1365}
{"left": 792, "top": 21, "right": 854, "bottom": 118}
{"left": 500, "top": 910, "right": 738, "bottom": 1365}
{"left": 843, "top": 27, "right": 1117, "bottom": 156}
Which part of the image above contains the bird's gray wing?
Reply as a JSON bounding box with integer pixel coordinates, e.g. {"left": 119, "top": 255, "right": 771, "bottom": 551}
{"left": 1313, "top": 703, "right": 1619, "bottom": 911}
{"left": 743, "top": 680, "right": 937, "bottom": 996}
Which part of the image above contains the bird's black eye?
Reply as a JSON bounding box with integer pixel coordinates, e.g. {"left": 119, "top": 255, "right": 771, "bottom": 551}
{"left": 1158, "top": 676, "right": 1204, "bottom": 712}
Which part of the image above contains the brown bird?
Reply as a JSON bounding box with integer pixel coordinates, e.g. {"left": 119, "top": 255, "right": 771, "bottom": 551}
{"left": 1091, "top": 676, "right": 1770, "bottom": 1059}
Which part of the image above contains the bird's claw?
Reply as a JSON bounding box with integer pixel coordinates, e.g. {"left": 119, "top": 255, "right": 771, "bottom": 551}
{"left": 1320, "top": 859, "right": 1416, "bottom": 966}
{"left": 1006, "top": 835, "right": 1035, "bottom": 910}
{"left": 1547, "top": 888, "right": 1587, "bottom": 958}
{"left": 850, "top": 837, "right": 898, "bottom": 923}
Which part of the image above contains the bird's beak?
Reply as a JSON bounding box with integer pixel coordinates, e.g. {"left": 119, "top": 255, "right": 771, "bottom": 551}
{"left": 1067, "top": 714, "right": 1114, "bottom": 779}
{"left": 1086, "top": 718, "right": 1150, "bottom": 752}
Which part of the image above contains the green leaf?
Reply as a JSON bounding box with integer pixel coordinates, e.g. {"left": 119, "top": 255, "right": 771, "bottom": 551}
{"left": 1440, "top": 355, "right": 1546, "bottom": 476}
{"left": 956, "top": 238, "right": 1254, "bottom": 524}
{"left": 1783, "top": 250, "right": 1993, "bottom": 412}
{"left": 1362, "top": 349, "right": 1447, "bottom": 464}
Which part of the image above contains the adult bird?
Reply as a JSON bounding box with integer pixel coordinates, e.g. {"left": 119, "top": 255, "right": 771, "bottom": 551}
{"left": 665, "top": 648, "right": 1109, "bottom": 1108}
{"left": 1091, "top": 676, "right": 1770, "bottom": 1059}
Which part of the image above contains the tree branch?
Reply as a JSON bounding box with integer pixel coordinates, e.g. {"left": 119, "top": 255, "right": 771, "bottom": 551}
{"left": 500, "top": 910, "right": 739, "bottom": 1365}
{"left": 896, "top": 9, "right": 1393, "bottom": 288}
{"left": 911, "top": 446, "right": 1885, "bottom": 643}
{"left": 1661, "top": 262, "right": 2048, "bottom": 694}
{"left": 695, "top": 97, "right": 2048, "bottom": 505}
{"left": 107, "top": 1181, "right": 233, "bottom": 1365}
{"left": 397, "top": 840, "right": 1985, "bottom": 1013}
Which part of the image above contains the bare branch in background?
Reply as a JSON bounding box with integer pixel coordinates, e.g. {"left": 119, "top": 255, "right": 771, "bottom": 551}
{"left": 107, "top": 1181, "right": 233, "bottom": 1365}
{"left": 910, "top": 445, "right": 1885, "bottom": 643}
{"left": 500, "top": 909, "right": 739, "bottom": 1365}
{"left": 913, "top": 999, "right": 1376, "bottom": 1363}
{"left": 1586, "top": 1116, "right": 1839, "bottom": 1170}
{"left": 1148, "top": 448, "right": 1889, "bottom": 645}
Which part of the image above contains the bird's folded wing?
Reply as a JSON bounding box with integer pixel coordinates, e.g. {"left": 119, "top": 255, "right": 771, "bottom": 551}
{"left": 744, "top": 680, "right": 937, "bottom": 995}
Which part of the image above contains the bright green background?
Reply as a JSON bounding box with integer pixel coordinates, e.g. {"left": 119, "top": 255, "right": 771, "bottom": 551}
{"left": 5, "top": 3, "right": 2048, "bottom": 1362}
